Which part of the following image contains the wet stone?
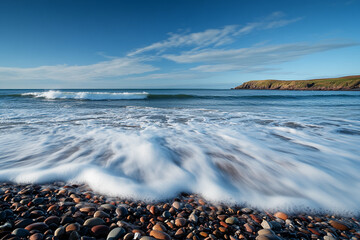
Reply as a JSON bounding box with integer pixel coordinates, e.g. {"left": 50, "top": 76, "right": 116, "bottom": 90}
{"left": 12, "top": 228, "right": 30, "bottom": 237}
{"left": 106, "top": 227, "right": 126, "bottom": 240}
{"left": 83, "top": 217, "right": 105, "bottom": 227}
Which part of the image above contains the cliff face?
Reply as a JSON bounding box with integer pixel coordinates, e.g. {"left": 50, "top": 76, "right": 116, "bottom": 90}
{"left": 234, "top": 75, "right": 360, "bottom": 91}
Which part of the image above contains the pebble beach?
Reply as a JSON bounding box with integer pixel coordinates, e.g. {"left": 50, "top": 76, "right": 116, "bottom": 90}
{"left": 1, "top": 183, "right": 359, "bottom": 240}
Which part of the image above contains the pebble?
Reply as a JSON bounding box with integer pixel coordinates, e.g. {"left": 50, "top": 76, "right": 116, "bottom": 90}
{"left": 0, "top": 183, "right": 359, "bottom": 240}
{"left": 106, "top": 227, "right": 126, "bottom": 240}
{"left": 91, "top": 225, "right": 110, "bottom": 237}
{"left": 83, "top": 217, "right": 105, "bottom": 227}
{"left": 329, "top": 220, "right": 349, "bottom": 231}
{"left": 149, "top": 230, "right": 171, "bottom": 240}
{"left": 12, "top": 228, "right": 30, "bottom": 237}
{"left": 274, "top": 212, "right": 288, "bottom": 220}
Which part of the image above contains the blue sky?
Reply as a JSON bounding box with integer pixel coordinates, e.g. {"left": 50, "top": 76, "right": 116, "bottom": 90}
{"left": 0, "top": 0, "right": 359, "bottom": 89}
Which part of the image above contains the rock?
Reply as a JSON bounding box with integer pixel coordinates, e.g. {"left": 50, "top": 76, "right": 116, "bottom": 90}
{"left": 174, "top": 228, "right": 186, "bottom": 238}
{"left": 25, "top": 222, "right": 49, "bottom": 232}
{"left": 274, "top": 212, "right": 288, "bottom": 220}
{"left": 258, "top": 229, "right": 275, "bottom": 236}
{"left": 83, "top": 217, "right": 105, "bottom": 227}
{"left": 153, "top": 223, "right": 167, "bottom": 232}
{"left": 175, "top": 217, "right": 187, "bottom": 227}
{"left": 91, "top": 225, "right": 110, "bottom": 238}
{"left": 29, "top": 233, "right": 44, "bottom": 240}
{"left": 94, "top": 210, "right": 110, "bottom": 218}
{"left": 116, "top": 207, "right": 128, "bottom": 217}
{"left": 107, "top": 227, "right": 126, "bottom": 240}
{"left": 140, "top": 237, "right": 156, "bottom": 240}
{"left": 54, "top": 226, "right": 65, "bottom": 237}
{"left": 188, "top": 213, "right": 198, "bottom": 223}
{"left": 100, "top": 204, "right": 116, "bottom": 211}
{"left": 150, "top": 230, "right": 171, "bottom": 240}
{"left": 69, "top": 231, "right": 81, "bottom": 240}
{"left": 261, "top": 220, "right": 272, "bottom": 229}
{"left": 255, "top": 235, "right": 280, "bottom": 240}
{"left": 44, "top": 216, "right": 60, "bottom": 225}
{"left": 150, "top": 205, "right": 158, "bottom": 215}
{"left": 123, "top": 233, "right": 134, "bottom": 240}
{"left": 172, "top": 201, "right": 181, "bottom": 210}
{"left": 244, "top": 223, "right": 254, "bottom": 233}
{"left": 12, "top": 228, "right": 30, "bottom": 237}
{"left": 225, "top": 217, "right": 239, "bottom": 225}
{"left": 66, "top": 223, "right": 80, "bottom": 232}
{"left": 14, "top": 219, "right": 33, "bottom": 228}
{"left": 329, "top": 220, "right": 349, "bottom": 231}
{"left": 241, "top": 208, "right": 253, "bottom": 213}
{"left": 80, "top": 207, "right": 96, "bottom": 213}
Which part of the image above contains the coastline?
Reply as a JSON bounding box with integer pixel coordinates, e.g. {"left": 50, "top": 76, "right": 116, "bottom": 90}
{"left": 1, "top": 182, "right": 359, "bottom": 240}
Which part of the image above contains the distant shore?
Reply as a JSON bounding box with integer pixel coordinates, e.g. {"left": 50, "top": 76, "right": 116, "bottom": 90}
{"left": 233, "top": 75, "right": 360, "bottom": 91}
{"left": 1, "top": 182, "right": 359, "bottom": 240}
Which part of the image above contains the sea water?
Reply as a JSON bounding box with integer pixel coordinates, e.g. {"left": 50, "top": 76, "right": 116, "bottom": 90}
{"left": 0, "top": 89, "right": 359, "bottom": 212}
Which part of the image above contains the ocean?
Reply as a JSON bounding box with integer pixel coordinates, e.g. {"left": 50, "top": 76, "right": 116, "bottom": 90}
{"left": 0, "top": 89, "right": 359, "bottom": 213}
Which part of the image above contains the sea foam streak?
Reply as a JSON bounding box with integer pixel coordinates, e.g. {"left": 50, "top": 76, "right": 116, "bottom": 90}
{"left": 23, "top": 90, "right": 149, "bottom": 100}
{"left": 1, "top": 105, "right": 360, "bottom": 213}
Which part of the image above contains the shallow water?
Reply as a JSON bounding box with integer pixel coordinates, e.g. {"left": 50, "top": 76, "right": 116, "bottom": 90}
{"left": 0, "top": 89, "right": 359, "bottom": 212}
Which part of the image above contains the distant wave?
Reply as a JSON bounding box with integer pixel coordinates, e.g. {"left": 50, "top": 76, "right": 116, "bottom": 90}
{"left": 3, "top": 90, "right": 358, "bottom": 101}
{"left": 22, "top": 90, "right": 149, "bottom": 100}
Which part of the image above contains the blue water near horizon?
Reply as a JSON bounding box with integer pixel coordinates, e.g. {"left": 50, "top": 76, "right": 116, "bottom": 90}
{"left": 1, "top": 89, "right": 360, "bottom": 212}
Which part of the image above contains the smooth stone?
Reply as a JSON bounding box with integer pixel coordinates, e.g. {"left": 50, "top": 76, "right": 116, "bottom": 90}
{"left": 241, "top": 208, "right": 253, "bottom": 213}
{"left": 172, "top": 201, "right": 181, "bottom": 210}
{"left": 225, "top": 217, "right": 239, "bottom": 225}
{"left": 274, "top": 212, "right": 288, "bottom": 220}
{"left": 12, "top": 228, "right": 30, "bottom": 237}
{"left": 25, "top": 222, "right": 49, "bottom": 232}
{"left": 80, "top": 207, "right": 96, "bottom": 213}
{"left": 258, "top": 229, "right": 275, "bottom": 236}
{"left": 14, "top": 219, "right": 34, "bottom": 228}
{"left": 188, "top": 213, "right": 198, "bottom": 223}
{"left": 69, "top": 230, "right": 81, "bottom": 240}
{"left": 91, "top": 225, "right": 110, "bottom": 238}
{"left": 175, "top": 218, "right": 187, "bottom": 227}
{"left": 44, "top": 216, "right": 60, "bottom": 225}
{"left": 94, "top": 210, "right": 110, "bottom": 218}
{"left": 329, "top": 220, "right": 349, "bottom": 231}
{"left": 29, "top": 233, "right": 44, "bottom": 240}
{"left": 66, "top": 223, "right": 81, "bottom": 232}
{"left": 256, "top": 235, "right": 280, "bottom": 240}
{"left": 83, "top": 217, "right": 105, "bottom": 227}
{"left": 123, "top": 233, "right": 134, "bottom": 240}
{"left": 153, "top": 223, "right": 166, "bottom": 232}
{"left": 106, "top": 227, "right": 126, "bottom": 240}
{"left": 324, "top": 236, "right": 337, "bottom": 240}
{"left": 54, "top": 226, "right": 65, "bottom": 237}
{"left": 116, "top": 207, "right": 128, "bottom": 217}
{"left": 140, "top": 237, "right": 156, "bottom": 240}
{"left": 150, "top": 230, "right": 171, "bottom": 240}
{"left": 161, "top": 211, "right": 171, "bottom": 219}
{"left": 100, "top": 204, "right": 116, "bottom": 211}
{"left": 261, "top": 220, "right": 272, "bottom": 229}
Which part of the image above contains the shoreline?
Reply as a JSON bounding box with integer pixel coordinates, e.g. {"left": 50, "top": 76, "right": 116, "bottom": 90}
{"left": 1, "top": 182, "right": 359, "bottom": 240}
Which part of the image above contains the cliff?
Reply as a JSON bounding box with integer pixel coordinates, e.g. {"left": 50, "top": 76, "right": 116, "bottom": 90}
{"left": 234, "top": 75, "right": 360, "bottom": 91}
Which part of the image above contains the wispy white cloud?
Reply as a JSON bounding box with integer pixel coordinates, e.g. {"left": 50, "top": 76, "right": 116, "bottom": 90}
{"left": 0, "top": 57, "right": 158, "bottom": 81}
{"left": 128, "top": 12, "right": 302, "bottom": 56}
{"left": 163, "top": 42, "right": 358, "bottom": 72}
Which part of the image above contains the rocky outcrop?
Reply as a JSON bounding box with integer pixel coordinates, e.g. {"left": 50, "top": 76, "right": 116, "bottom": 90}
{"left": 234, "top": 75, "right": 360, "bottom": 91}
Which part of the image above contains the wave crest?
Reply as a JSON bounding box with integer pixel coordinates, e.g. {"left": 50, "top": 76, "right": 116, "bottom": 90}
{"left": 22, "top": 90, "right": 149, "bottom": 100}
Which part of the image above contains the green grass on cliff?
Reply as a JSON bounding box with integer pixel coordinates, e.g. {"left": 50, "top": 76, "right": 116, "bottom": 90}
{"left": 235, "top": 75, "right": 360, "bottom": 90}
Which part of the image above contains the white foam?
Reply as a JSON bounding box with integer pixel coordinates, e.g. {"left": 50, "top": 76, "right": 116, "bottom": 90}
{"left": 1, "top": 107, "right": 360, "bottom": 213}
{"left": 22, "top": 90, "right": 149, "bottom": 100}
